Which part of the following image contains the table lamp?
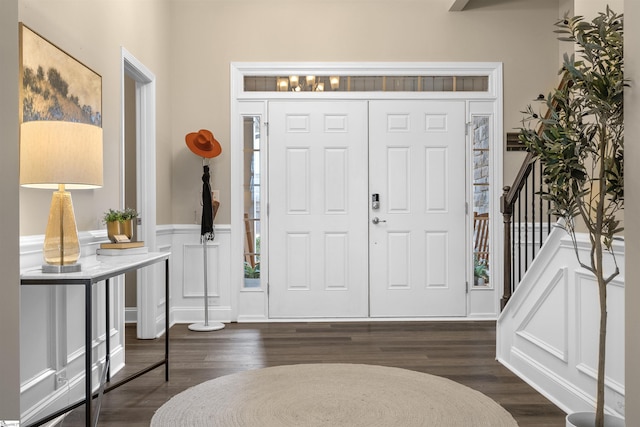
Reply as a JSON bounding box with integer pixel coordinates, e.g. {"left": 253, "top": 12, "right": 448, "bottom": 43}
{"left": 20, "top": 120, "right": 103, "bottom": 273}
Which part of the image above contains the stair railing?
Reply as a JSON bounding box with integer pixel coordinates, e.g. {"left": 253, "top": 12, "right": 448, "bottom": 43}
{"left": 500, "top": 155, "right": 552, "bottom": 309}
{"left": 500, "top": 75, "right": 569, "bottom": 309}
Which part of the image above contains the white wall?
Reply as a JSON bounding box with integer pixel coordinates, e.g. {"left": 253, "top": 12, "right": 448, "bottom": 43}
{"left": 169, "top": 0, "right": 561, "bottom": 225}
{"left": 576, "top": 0, "right": 623, "bottom": 17}
{"left": 14, "top": 1, "right": 563, "bottom": 232}
{"left": 18, "top": 0, "right": 174, "bottom": 235}
{"left": 624, "top": 0, "right": 640, "bottom": 424}
{"left": 0, "top": 0, "right": 21, "bottom": 420}
{"left": 558, "top": 0, "right": 575, "bottom": 67}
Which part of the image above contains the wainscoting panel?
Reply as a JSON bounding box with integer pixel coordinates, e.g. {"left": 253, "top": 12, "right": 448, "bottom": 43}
{"left": 575, "top": 272, "right": 625, "bottom": 395}
{"left": 497, "top": 226, "right": 625, "bottom": 418}
{"left": 168, "top": 225, "right": 232, "bottom": 324}
{"left": 515, "top": 267, "right": 568, "bottom": 362}
{"left": 182, "top": 243, "right": 221, "bottom": 298}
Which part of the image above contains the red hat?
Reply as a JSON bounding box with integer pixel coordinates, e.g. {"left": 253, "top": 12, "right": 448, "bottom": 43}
{"left": 185, "top": 129, "right": 222, "bottom": 158}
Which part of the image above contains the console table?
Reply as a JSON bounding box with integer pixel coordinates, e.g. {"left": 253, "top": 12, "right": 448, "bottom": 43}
{"left": 20, "top": 252, "right": 171, "bottom": 427}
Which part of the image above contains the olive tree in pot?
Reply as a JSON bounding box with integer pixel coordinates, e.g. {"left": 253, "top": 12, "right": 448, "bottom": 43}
{"left": 518, "top": 8, "right": 624, "bottom": 427}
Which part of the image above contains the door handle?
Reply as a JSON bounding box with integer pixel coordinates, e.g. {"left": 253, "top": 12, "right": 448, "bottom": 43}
{"left": 371, "top": 217, "right": 387, "bottom": 225}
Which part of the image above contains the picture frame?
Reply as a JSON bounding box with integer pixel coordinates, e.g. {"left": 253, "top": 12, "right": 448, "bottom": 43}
{"left": 19, "top": 23, "right": 102, "bottom": 128}
{"left": 506, "top": 132, "right": 527, "bottom": 151}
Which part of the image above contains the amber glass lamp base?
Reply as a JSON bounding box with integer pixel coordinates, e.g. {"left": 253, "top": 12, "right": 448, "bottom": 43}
{"left": 42, "top": 187, "right": 82, "bottom": 273}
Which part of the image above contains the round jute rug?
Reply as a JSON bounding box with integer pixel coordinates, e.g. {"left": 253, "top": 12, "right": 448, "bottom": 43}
{"left": 151, "top": 363, "right": 518, "bottom": 427}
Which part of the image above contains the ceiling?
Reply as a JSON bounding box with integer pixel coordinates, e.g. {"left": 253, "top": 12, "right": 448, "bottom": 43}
{"left": 450, "top": 0, "right": 542, "bottom": 12}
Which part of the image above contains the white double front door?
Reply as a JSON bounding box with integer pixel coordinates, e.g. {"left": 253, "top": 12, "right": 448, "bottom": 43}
{"left": 268, "top": 100, "right": 467, "bottom": 318}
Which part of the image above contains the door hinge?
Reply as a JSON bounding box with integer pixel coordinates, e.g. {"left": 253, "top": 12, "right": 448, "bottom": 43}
{"left": 465, "top": 202, "right": 469, "bottom": 215}
{"left": 267, "top": 203, "right": 270, "bottom": 216}
{"left": 266, "top": 282, "right": 269, "bottom": 295}
{"left": 465, "top": 122, "right": 471, "bottom": 136}
{"left": 265, "top": 121, "right": 269, "bottom": 137}
{"left": 466, "top": 281, "right": 469, "bottom": 294}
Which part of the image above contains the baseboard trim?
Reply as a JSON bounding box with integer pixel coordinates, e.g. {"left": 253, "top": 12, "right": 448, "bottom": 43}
{"left": 125, "top": 307, "right": 137, "bottom": 324}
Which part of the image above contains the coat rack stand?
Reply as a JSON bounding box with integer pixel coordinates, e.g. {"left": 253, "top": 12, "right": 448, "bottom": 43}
{"left": 188, "top": 237, "right": 224, "bottom": 331}
{"left": 188, "top": 160, "right": 224, "bottom": 332}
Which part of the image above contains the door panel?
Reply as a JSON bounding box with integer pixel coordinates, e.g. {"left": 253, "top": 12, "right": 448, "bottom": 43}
{"left": 369, "top": 100, "right": 467, "bottom": 317}
{"left": 268, "top": 101, "right": 369, "bottom": 318}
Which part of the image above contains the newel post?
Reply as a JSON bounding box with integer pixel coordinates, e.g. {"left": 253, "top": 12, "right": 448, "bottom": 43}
{"left": 500, "top": 186, "right": 513, "bottom": 310}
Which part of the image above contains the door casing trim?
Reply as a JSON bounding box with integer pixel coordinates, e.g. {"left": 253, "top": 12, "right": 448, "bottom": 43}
{"left": 121, "top": 48, "right": 159, "bottom": 338}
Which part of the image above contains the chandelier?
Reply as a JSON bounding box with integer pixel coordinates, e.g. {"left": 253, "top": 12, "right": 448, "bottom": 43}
{"left": 278, "top": 75, "right": 340, "bottom": 92}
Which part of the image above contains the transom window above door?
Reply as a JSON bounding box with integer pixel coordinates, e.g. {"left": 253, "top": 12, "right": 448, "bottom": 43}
{"left": 244, "top": 75, "right": 489, "bottom": 92}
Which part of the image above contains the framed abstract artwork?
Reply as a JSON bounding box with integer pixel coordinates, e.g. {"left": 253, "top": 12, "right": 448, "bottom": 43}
{"left": 19, "top": 23, "right": 102, "bottom": 127}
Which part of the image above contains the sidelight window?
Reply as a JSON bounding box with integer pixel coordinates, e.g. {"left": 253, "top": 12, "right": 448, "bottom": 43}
{"left": 243, "top": 117, "right": 261, "bottom": 288}
{"left": 472, "top": 115, "right": 491, "bottom": 287}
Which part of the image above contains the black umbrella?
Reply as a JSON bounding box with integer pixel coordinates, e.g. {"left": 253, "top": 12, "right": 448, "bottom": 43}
{"left": 200, "top": 164, "right": 215, "bottom": 242}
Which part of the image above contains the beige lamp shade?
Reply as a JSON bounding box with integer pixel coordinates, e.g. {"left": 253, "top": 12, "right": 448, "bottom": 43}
{"left": 20, "top": 120, "right": 103, "bottom": 189}
{"left": 20, "top": 120, "right": 103, "bottom": 271}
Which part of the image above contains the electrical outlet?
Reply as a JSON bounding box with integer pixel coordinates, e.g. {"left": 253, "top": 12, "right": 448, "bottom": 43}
{"left": 616, "top": 395, "right": 625, "bottom": 414}
{"left": 55, "top": 369, "right": 68, "bottom": 390}
{"left": 212, "top": 190, "right": 220, "bottom": 202}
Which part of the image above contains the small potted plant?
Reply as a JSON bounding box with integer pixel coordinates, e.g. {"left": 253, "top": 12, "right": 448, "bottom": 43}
{"left": 103, "top": 208, "right": 139, "bottom": 242}
{"left": 473, "top": 254, "right": 489, "bottom": 286}
{"left": 244, "top": 261, "right": 260, "bottom": 275}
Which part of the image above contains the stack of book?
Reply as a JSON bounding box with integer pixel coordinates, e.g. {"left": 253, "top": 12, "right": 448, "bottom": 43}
{"left": 96, "top": 241, "right": 148, "bottom": 256}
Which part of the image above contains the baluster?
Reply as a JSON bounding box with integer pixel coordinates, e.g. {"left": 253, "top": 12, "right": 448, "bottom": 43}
{"left": 531, "top": 164, "right": 536, "bottom": 260}
{"left": 512, "top": 201, "right": 516, "bottom": 293}
{"left": 524, "top": 177, "right": 529, "bottom": 272}
{"left": 547, "top": 176, "right": 552, "bottom": 236}
{"left": 539, "top": 159, "right": 544, "bottom": 248}
{"left": 517, "top": 188, "right": 522, "bottom": 283}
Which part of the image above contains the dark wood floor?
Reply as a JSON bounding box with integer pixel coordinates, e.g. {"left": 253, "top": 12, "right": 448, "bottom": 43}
{"left": 60, "top": 321, "right": 566, "bottom": 426}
